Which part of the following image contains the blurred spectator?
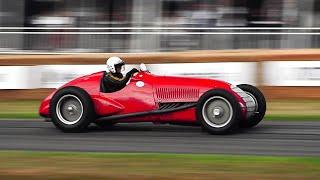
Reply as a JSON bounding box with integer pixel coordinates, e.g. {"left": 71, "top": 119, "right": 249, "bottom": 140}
{"left": 0, "top": 0, "right": 318, "bottom": 52}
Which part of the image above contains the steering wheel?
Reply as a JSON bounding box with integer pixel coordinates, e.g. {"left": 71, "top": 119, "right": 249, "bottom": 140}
{"left": 139, "top": 63, "right": 148, "bottom": 72}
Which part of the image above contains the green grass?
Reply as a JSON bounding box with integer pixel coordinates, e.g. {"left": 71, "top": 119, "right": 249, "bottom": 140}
{"left": 1, "top": 100, "right": 320, "bottom": 120}
{"left": 0, "top": 151, "right": 320, "bottom": 179}
{"left": 0, "top": 100, "right": 40, "bottom": 119}
{"left": 0, "top": 113, "right": 39, "bottom": 119}
{"left": 265, "top": 114, "right": 320, "bottom": 121}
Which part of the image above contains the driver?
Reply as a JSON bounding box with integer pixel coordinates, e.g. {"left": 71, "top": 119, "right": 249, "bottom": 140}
{"left": 103, "top": 56, "right": 139, "bottom": 92}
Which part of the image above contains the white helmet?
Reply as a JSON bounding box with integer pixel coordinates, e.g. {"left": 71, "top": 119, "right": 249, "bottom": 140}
{"left": 106, "top": 56, "right": 125, "bottom": 73}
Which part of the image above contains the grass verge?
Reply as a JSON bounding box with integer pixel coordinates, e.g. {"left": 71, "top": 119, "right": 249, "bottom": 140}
{"left": 0, "top": 100, "right": 40, "bottom": 119}
{"left": 0, "top": 100, "right": 320, "bottom": 120}
{"left": 0, "top": 151, "right": 320, "bottom": 179}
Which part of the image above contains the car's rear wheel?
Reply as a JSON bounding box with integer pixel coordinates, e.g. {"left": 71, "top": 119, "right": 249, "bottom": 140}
{"left": 50, "top": 87, "right": 95, "bottom": 132}
{"left": 197, "top": 89, "right": 241, "bottom": 134}
{"left": 237, "top": 84, "right": 266, "bottom": 128}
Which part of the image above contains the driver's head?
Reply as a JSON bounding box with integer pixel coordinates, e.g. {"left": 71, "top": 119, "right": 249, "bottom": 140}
{"left": 106, "top": 56, "right": 125, "bottom": 73}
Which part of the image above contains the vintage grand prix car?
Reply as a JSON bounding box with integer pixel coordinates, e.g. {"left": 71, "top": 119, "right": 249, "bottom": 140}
{"left": 39, "top": 64, "right": 266, "bottom": 134}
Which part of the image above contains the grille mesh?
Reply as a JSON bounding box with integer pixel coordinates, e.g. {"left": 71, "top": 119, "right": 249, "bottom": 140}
{"left": 156, "top": 88, "right": 199, "bottom": 103}
{"left": 231, "top": 86, "right": 256, "bottom": 113}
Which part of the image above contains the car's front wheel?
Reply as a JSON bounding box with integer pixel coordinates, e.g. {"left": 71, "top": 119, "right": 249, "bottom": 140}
{"left": 197, "top": 89, "right": 241, "bottom": 134}
{"left": 50, "top": 87, "right": 95, "bottom": 132}
{"left": 237, "top": 84, "right": 266, "bottom": 128}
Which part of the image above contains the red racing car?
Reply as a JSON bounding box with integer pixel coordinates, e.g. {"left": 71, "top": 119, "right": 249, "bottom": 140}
{"left": 39, "top": 64, "right": 266, "bottom": 134}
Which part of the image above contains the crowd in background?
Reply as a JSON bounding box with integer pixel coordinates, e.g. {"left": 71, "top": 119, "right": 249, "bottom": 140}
{"left": 0, "top": 0, "right": 318, "bottom": 52}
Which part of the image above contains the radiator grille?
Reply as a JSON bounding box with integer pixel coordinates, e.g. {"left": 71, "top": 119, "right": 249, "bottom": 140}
{"left": 156, "top": 88, "right": 199, "bottom": 103}
{"left": 231, "top": 86, "right": 256, "bottom": 114}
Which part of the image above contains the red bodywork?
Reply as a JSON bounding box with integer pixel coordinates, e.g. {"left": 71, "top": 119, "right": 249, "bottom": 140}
{"left": 39, "top": 71, "right": 247, "bottom": 124}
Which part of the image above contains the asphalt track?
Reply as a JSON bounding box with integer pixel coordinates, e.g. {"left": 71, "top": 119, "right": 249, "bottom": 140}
{"left": 0, "top": 120, "right": 320, "bottom": 156}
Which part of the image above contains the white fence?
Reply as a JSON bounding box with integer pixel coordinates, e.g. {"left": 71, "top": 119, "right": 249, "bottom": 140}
{"left": 0, "top": 62, "right": 256, "bottom": 89}
{"left": 264, "top": 61, "right": 320, "bottom": 86}
{"left": 1, "top": 61, "right": 320, "bottom": 89}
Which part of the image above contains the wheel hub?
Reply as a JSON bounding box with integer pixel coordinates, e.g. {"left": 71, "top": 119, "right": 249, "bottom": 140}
{"left": 67, "top": 105, "right": 77, "bottom": 115}
{"left": 213, "top": 107, "right": 224, "bottom": 117}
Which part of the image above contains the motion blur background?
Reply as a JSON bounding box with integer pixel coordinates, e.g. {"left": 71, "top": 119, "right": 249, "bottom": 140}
{"left": 0, "top": 0, "right": 319, "bottom": 52}
{"left": 1, "top": 2, "right": 320, "bottom": 179}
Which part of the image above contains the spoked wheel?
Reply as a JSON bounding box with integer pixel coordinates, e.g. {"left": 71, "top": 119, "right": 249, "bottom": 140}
{"left": 202, "top": 96, "right": 233, "bottom": 128}
{"left": 56, "top": 95, "right": 83, "bottom": 125}
{"left": 50, "top": 87, "right": 95, "bottom": 132}
{"left": 197, "top": 89, "right": 241, "bottom": 134}
{"left": 237, "top": 84, "right": 266, "bottom": 128}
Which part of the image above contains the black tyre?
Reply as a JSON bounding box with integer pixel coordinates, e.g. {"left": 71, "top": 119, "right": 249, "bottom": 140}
{"left": 94, "top": 121, "right": 116, "bottom": 128}
{"left": 237, "top": 84, "right": 266, "bottom": 128}
{"left": 50, "top": 87, "right": 95, "bottom": 132}
{"left": 197, "top": 89, "right": 241, "bottom": 134}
